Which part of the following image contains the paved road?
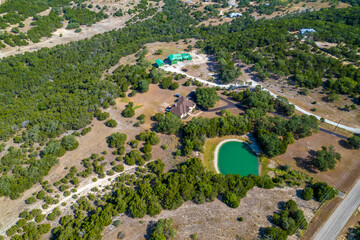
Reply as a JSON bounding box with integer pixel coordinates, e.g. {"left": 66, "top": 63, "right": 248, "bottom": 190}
{"left": 313, "top": 180, "right": 360, "bottom": 240}
{"left": 161, "top": 65, "right": 360, "bottom": 134}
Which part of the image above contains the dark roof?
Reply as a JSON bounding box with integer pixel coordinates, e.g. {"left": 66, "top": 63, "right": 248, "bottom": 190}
{"left": 170, "top": 96, "right": 196, "bottom": 117}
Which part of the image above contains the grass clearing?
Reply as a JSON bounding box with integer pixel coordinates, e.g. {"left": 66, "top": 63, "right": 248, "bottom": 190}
{"left": 260, "top": 156, "right": 270, "bottom": 176}
{"left": 134, "top": 105, "right": 144, "bottom": 110}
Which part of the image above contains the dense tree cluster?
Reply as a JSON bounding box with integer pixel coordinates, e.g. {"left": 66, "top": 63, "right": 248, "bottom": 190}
{"left": 255, "top": 115, "right": 318, "bottom": 157}
{"left": 156, "top": 113, "right": 182, "bottom": 135}
{"left": 312, "top": 146, "right": 341, "bottom": 172}
{"left": 182, "top": 114, "right": 252, "bottom": 155}
{"left": 195, "top": 87, "right": 220, "bottom": 109}
{"left": 264, "top": 200, "right": 307, "bottom": 239}
{"left": 52, "top": 158, "right": 275, "bottom": 238}
{"left": 149, "top": 218, "right": 177, "bottom": 240}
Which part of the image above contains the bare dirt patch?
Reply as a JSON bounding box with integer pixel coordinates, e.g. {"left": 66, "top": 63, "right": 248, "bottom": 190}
{"left": 102, "top": 186, "right": 320, "bottom": 240}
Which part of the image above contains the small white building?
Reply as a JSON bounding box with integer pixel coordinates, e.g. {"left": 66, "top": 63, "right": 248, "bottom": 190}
{"left": 229, "top": 12, "right": 242, "bottom": 18}
{"left": 300, "top": 28, "right": 316, "bottom": 35}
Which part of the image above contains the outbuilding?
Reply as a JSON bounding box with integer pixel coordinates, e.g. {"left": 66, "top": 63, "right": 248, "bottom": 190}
{"left": 168, "top": 53, "right": 193, "bottom": 65}
{"left": 300, "top": 28, "right": 316, "bottom": 35}
{"left": 155, "top": 59, "right": 165, "bottom": 67}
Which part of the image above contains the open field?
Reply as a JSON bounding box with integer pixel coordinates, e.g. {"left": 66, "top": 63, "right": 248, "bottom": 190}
{"left": 250, "top": 1, "right": 351, "bottom": 20}
{"left": 275, "top": 131, "right": 360, "bottom": 193}
{"left": 102, "top": 186, "right": 320, "bottom": 240}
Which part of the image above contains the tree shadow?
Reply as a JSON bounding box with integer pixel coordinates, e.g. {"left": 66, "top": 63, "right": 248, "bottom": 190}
{"left": 346, "top": 222, "right": 360, "bottom": 240}
{"left": 294, "top": 150, "right": 317, "bottom": 174}
{"left": 339, "top": 139, "right": 351, "bottom": 150}
{"left": 144, "top": 220, "right": 156, "bottom": 240}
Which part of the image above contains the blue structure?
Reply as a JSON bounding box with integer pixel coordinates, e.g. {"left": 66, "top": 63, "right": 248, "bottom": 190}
{"left": 300, "top": 28, "right": 316, "bottom": 35}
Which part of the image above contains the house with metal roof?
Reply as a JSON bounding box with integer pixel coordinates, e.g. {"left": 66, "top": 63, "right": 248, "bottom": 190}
{"left": 155, "top": 59, "right": 164, "bottom": 68}
{"left": 168, "top": 53, "right": 193, "bottom": 65}
{"left": 300, "top": 28, "right": 316, "bottom": 35}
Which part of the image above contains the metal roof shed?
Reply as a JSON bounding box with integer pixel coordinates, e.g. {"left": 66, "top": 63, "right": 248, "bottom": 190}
{"left": 181, "top": 53, "right": 192, "bottom": 60}
{"left": 155, "top": 59, "right": 164, "bottom": 67}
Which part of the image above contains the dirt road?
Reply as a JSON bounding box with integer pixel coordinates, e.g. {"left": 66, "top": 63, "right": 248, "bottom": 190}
{"left": 313, "top": 180, "right": 360, "bottom": 240}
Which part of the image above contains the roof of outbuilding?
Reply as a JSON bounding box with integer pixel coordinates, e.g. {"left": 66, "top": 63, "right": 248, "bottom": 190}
{"left": 168, "top": 54, "right": 183, "bottom": 60}
{"left": 156, "top": 59, "right": 164, "bottom": 64}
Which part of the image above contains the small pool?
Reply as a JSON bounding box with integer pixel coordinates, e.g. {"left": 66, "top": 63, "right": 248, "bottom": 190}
{"left": 217, "top": 141, "right": 259, "bottom": 176}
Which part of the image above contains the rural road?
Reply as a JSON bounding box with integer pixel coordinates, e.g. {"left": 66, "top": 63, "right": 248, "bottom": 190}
{"left": 313, "top": 180, "right": 360, "bottom": 240}
{"left": 161, "top": 64, "right": 360, "bottom": 134}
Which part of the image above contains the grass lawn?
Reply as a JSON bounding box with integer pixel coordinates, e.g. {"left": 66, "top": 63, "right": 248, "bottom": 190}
{"left": 202, "top": 135, "right": 247, "bottom": 173}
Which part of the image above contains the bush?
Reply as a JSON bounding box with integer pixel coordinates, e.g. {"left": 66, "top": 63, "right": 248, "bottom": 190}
{"left": 223, "top": 191, "right": 240, "bottom": 208}
{"left": 61, "top": 135, "right": 79, "bottom": 151}
{"left": 35, "top": 214, "right": 46, "bottom": 223}
{"left": 142, "top": 143, "right": 152, "bottom": 153}
{"left": 107, "top": 133, "right": 127, "bottom": 148}
{"left": 114, "top": 164, "right": 124, "bottom": 172}
{"left": 105, "top": 119, "right": 118, "bottom": 128}
{"left": 348, "top": 134, "right": 360, "bottom": 149}
{"left": 301, "top": 187, "right": 314, "bottom": 200}
{"left": 37, "top": 190, "right": 46, "bottom": 199}
{"left": 312, "top": 182, "right": 337, "bottom": 202}
{"left": 25, "top": 196, "right": 36, "bottom": 204}
{"left": 122, "top": 107, "right": 135, "bottom": 118}
{"left": 113, "top": 220, "right": 121, "bottom": 227}
{"left": 161, "top": 144, "right": 168, "bottom": 150}
{"left": 81, "top": 127, "right": 92, "bottom": 136}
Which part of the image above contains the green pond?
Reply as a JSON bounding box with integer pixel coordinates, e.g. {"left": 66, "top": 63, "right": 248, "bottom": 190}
{"left": 218, "top": 141, "right": 259, "bottom": 176}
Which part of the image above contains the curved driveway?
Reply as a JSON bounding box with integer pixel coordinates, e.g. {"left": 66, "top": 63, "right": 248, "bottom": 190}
{"left": 161, "top": 65, "right": 360, "bottom": 134}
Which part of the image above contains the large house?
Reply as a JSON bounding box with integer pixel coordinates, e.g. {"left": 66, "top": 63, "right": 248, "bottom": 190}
{"left": 170, "top": 96, "right": 196, "bottom": 119}
{"left": 168, "top": 53, "right": 193, "bottom": 65}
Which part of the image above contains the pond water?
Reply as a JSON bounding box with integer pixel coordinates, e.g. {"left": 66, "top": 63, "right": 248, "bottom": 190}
{"left": 218, "top": 141, "right": 259, "bottom": 176}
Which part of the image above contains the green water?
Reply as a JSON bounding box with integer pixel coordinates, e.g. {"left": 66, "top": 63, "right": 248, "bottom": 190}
{"left": 218, "top": 141, "right": 259, "bottom": 176}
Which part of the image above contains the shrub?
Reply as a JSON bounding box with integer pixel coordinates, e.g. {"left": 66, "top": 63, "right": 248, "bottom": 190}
{"left": 35, "top": 214, "right": 46, "bottom": 223}
{"left": 25, "top": 196, "right": 36, "bottom": 204}
{"left": 348, "top": 134, "right": 360, "bottom": 149}
{"left": 114, "top": 164, "right": 124, "bottom": 172}
{"left": 81, "top": 127, "right": 92, "bottom": 136}
{"left": 107, "top": 133, "right": 127, "bottom": 148}
{"left": 113, "top": 220, "right": 121, "bottom": 227}
{"left": 161, "top": 144, "right": 168, "bottom": 150}
{"left": 122, "top": 107, "right": 135, "bottom": 118}
{"left": 301, "top": 187, "right": 314, "bottom": 201}
{"left": 105, "top": 119, "right": 118, "bottom": 128}
{"left": 61, "top": 135, "right": 79, "bottom": 151}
